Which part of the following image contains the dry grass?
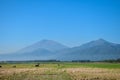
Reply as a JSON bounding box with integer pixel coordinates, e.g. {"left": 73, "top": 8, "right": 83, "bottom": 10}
{"left": 0, "top": 68, "right": 71, "bottom": 80}
{"left": 66, "top": 68, "right": 120, "bottom": 80}
{"left": 0, "top": 68, "right": 120, "bottom": 80}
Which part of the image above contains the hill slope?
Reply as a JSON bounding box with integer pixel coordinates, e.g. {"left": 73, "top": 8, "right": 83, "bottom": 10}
{"left": 0, "top": 39, "right": 120, "bottom": 61}
{"left": 57, "top": 39, "right": 120, "bottom": 61}
{"left": 18, "top": 39, "right": 69, "bottom": 53}
{"left": 0, "top": 39, "right": 69, "bottom": 60}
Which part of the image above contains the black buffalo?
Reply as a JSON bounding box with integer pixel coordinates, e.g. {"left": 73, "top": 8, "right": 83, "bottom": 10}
{"left": 35, "top": 63, "right": 40, "bottom": 67}
{"left": 0, "top": 65, "right": 2, "bottom": 68}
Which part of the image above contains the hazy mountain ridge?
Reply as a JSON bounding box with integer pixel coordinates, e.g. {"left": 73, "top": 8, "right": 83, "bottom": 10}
{"left": 17, "top": 39, "right": 69, "bottom": 53}
{"left": 57, "top": 39, "right": 120, "bottom": 61}
{"left": 0, "top": 39, "right": 120, "bottom": 61}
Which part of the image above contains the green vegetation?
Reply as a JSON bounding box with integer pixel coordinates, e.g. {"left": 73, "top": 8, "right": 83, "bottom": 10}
{"left": 60, "top": 62, "right": 120, "bottom": 69}
{"left": 0, "top": 62, "right": 120, "bottom": 80}
{"left": 0, "top": 62, "right": 120, "bottom": 69}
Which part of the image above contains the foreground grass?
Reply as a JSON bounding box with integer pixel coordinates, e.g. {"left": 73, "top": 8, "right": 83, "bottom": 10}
{"left": 0, "top": 68, "right": 72, "bottom": 80}
{"left": 66, "top": 68, "right": 120, "bottom": 80}
{"left": 0, "top": 62, "right": 120, "bottom": 80}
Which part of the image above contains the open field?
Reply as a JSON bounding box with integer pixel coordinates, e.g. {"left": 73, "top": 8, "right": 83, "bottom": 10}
{"left": 0, "top": 62, "right": 120, "bottom": 80}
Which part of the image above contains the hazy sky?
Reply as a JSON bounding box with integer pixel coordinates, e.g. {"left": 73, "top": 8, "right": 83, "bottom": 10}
{"left": 0, "top": 0, "right": 120, "bottom": 54}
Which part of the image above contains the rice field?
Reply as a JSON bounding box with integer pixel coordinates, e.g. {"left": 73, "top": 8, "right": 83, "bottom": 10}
{"left": 0, "top": 62, "right": 120, "bottom": 80}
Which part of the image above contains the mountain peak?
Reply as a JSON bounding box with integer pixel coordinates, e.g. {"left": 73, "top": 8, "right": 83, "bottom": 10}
{"left": 97, "top": 38, "right": 106, "bottom": 41}
{"left": 38, "top": 39, "right": 64, "bottom": 46}
{"left": 78, "top": 38, "right": 110, "bottom": 49}
{"left": 41, "top": 39, "right": 52, "bottom": 42}
{"left": 18, "top": 39, "right": 69, "bottom": 53}
{"left": 95, "top": 38, "right": 107, "bottom": 43}
{"left": 89, "top": 38, "right": 110, "bottom": 46}
{"left": 97, "top": 38, "right": 105, "bottom": 41}
{"left": 39, "top": 39, "right": 53, "bottom": 43}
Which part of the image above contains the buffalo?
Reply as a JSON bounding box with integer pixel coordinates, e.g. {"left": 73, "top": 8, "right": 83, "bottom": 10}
{"left": 35, "top": 63, "right": 40, "bottom": 67}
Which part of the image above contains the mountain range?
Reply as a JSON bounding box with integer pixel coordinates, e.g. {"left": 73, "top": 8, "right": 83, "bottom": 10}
{"left": 0, "top": 39, "right": 120, "bottom": 61}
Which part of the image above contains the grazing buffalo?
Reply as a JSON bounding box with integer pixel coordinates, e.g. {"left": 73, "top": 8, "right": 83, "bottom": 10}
{"left": 0, "top": 65, "right": 2, "bottom": 68}
{"left": 35, "top": 63, "right": 40, "bottom": 67}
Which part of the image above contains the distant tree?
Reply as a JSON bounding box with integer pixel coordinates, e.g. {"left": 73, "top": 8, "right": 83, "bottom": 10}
{"left": 117, "top": 58, "right": 120, "bottom": 62}
{"left": 103, "top": 58, "right": 120, "bottom": 63}
{"left": 72, "top": 60, "right": 91, "bottom": 62}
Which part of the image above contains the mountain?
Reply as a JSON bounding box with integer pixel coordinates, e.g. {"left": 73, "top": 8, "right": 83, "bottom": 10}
{"left": 56, "top": 39, "right": 120, "bottom": 61}
{"left": 17, "top": 39, "right": 69, "bottom": 53}
{"left": 0, "top": 39, "right": 120, "bottom": 61}
{"left": 0, "top": 39, "right": 69, "bottom": 61}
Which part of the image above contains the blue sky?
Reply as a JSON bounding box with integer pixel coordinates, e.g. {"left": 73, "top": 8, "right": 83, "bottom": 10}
{"left": 0, "top": 0, "right": 120, "bottom": 54}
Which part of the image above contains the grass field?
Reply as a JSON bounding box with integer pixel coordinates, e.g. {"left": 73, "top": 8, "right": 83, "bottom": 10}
{"left": 0, "top": 62, "right": 120, "bottom": 80}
